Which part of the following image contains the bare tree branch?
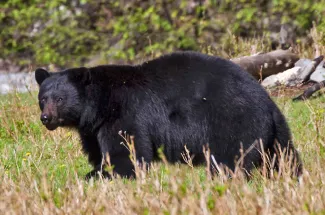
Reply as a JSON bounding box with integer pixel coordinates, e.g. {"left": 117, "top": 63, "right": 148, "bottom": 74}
{"left": 293, "top": 81, "right": 325, "bottom": 101}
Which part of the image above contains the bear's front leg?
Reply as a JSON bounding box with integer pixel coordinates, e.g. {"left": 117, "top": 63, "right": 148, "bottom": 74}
{"left": 96, "top": 123, "right": 136, "bottom": 179}
{"left": 96, "top": 121, "right": 155, "bottom": 179}
{"left": 80, "top": 133, "right": 111, "bottom": 180}
{"left": 110, "top": 155, "right": 136, "bottom": 179}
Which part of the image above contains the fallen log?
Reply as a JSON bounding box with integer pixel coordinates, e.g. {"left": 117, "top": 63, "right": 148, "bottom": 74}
{"left": 231, "top": 49, "right": 299, "bottom": 80}
{"left": 293, "top": 80, "right": 325, "bottom": 101}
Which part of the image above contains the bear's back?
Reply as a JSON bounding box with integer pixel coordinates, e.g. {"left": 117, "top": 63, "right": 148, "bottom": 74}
{"left": 139, "top": 51, "right": 270, "bottom": 107}
{"left": 141, "top": 51, "right": 252, "bottom": 80}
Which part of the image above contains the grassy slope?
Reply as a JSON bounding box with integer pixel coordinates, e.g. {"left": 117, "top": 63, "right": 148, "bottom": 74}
{"left": 1, "top": 88, "right": 325, "bottom": 215}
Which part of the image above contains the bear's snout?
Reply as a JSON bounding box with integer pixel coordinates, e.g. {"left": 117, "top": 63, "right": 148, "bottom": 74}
{"left": 40, "top": 113, "right": 52, "bottom": 125}
{"left": 40, "top": 113, "right": 59, "bottom": 130}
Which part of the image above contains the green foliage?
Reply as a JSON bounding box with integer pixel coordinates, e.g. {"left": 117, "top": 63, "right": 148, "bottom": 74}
{"left": 0, "top": 0, "right": 100, "bottom": 67}
{"left": 0, "top": 0, "right": 325, "bottom": 67}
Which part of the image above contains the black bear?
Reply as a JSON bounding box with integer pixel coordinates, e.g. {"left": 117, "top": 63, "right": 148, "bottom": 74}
{"left": 35, "top": 51, "right": 302, "bottom": 179}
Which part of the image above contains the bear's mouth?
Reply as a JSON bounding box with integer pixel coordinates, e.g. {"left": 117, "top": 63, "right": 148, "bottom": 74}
{"left": 45, "top": 123, "right": 59, "bottom": 131}
{"left": 44, "top": 118, "right": 65, "bottom": 131}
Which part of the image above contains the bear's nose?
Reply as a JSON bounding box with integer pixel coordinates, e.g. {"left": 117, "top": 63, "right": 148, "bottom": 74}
{"left": 40, "top": 114, "right": 51, "bottom": 125}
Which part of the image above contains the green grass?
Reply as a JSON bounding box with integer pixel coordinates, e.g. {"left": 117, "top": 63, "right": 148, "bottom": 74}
{"left": 1, "top": 90, "right": 325, "bottom": 214}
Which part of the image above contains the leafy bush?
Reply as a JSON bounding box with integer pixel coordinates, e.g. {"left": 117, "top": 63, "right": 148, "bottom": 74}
{"left": 0, "top": 0, "right": 324, "bottom": 67}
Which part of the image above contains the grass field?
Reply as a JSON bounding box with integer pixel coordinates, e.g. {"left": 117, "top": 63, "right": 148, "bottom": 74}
{"left": 1, "top": 87, "right": 325, "bottom": 215}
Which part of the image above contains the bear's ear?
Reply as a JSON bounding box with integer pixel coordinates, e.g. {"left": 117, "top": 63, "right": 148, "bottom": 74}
{"left": 68, "top": 67, "right": 90, "bottom": 85}
{"left": 35, "top": 68, "right": 51, "bottom": 85}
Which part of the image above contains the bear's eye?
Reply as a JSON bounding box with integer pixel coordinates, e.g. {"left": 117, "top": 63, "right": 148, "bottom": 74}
{"left": 57, "top": 98, "right": 63, "bottom": 103}
{"left": 41, "top": 98, "right": 46, "bottom": 103}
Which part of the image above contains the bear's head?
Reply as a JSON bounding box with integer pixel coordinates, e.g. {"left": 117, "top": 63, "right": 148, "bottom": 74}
{"left": 35, "top": 67, "right": 90, "bottom": 130}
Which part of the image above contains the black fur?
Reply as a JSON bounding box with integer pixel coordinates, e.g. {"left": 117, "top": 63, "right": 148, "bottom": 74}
{"left": 35, "top": 51, "right": 302, "bottom": 179}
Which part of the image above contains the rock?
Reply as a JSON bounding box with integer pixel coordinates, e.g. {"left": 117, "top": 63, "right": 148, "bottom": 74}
{"left": 310, "top": 61, "right": 325, "bottom": 82}
{"left": 261, "top": 75, "right": 279, "bottom": 88}
{"left": 294, "top": 57, "right": 324, "bottom": 84}
{"left": 0, "top": 72, "right": 37, "bottom": 94}
{"left": 262, "top": 67, "right": 301, "bottom": 88}
{"left": 294, "top": 59, "right": 312, "bottom": 67}
{"left": 262, "top": 60, "right": 325, "bottom": 88}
